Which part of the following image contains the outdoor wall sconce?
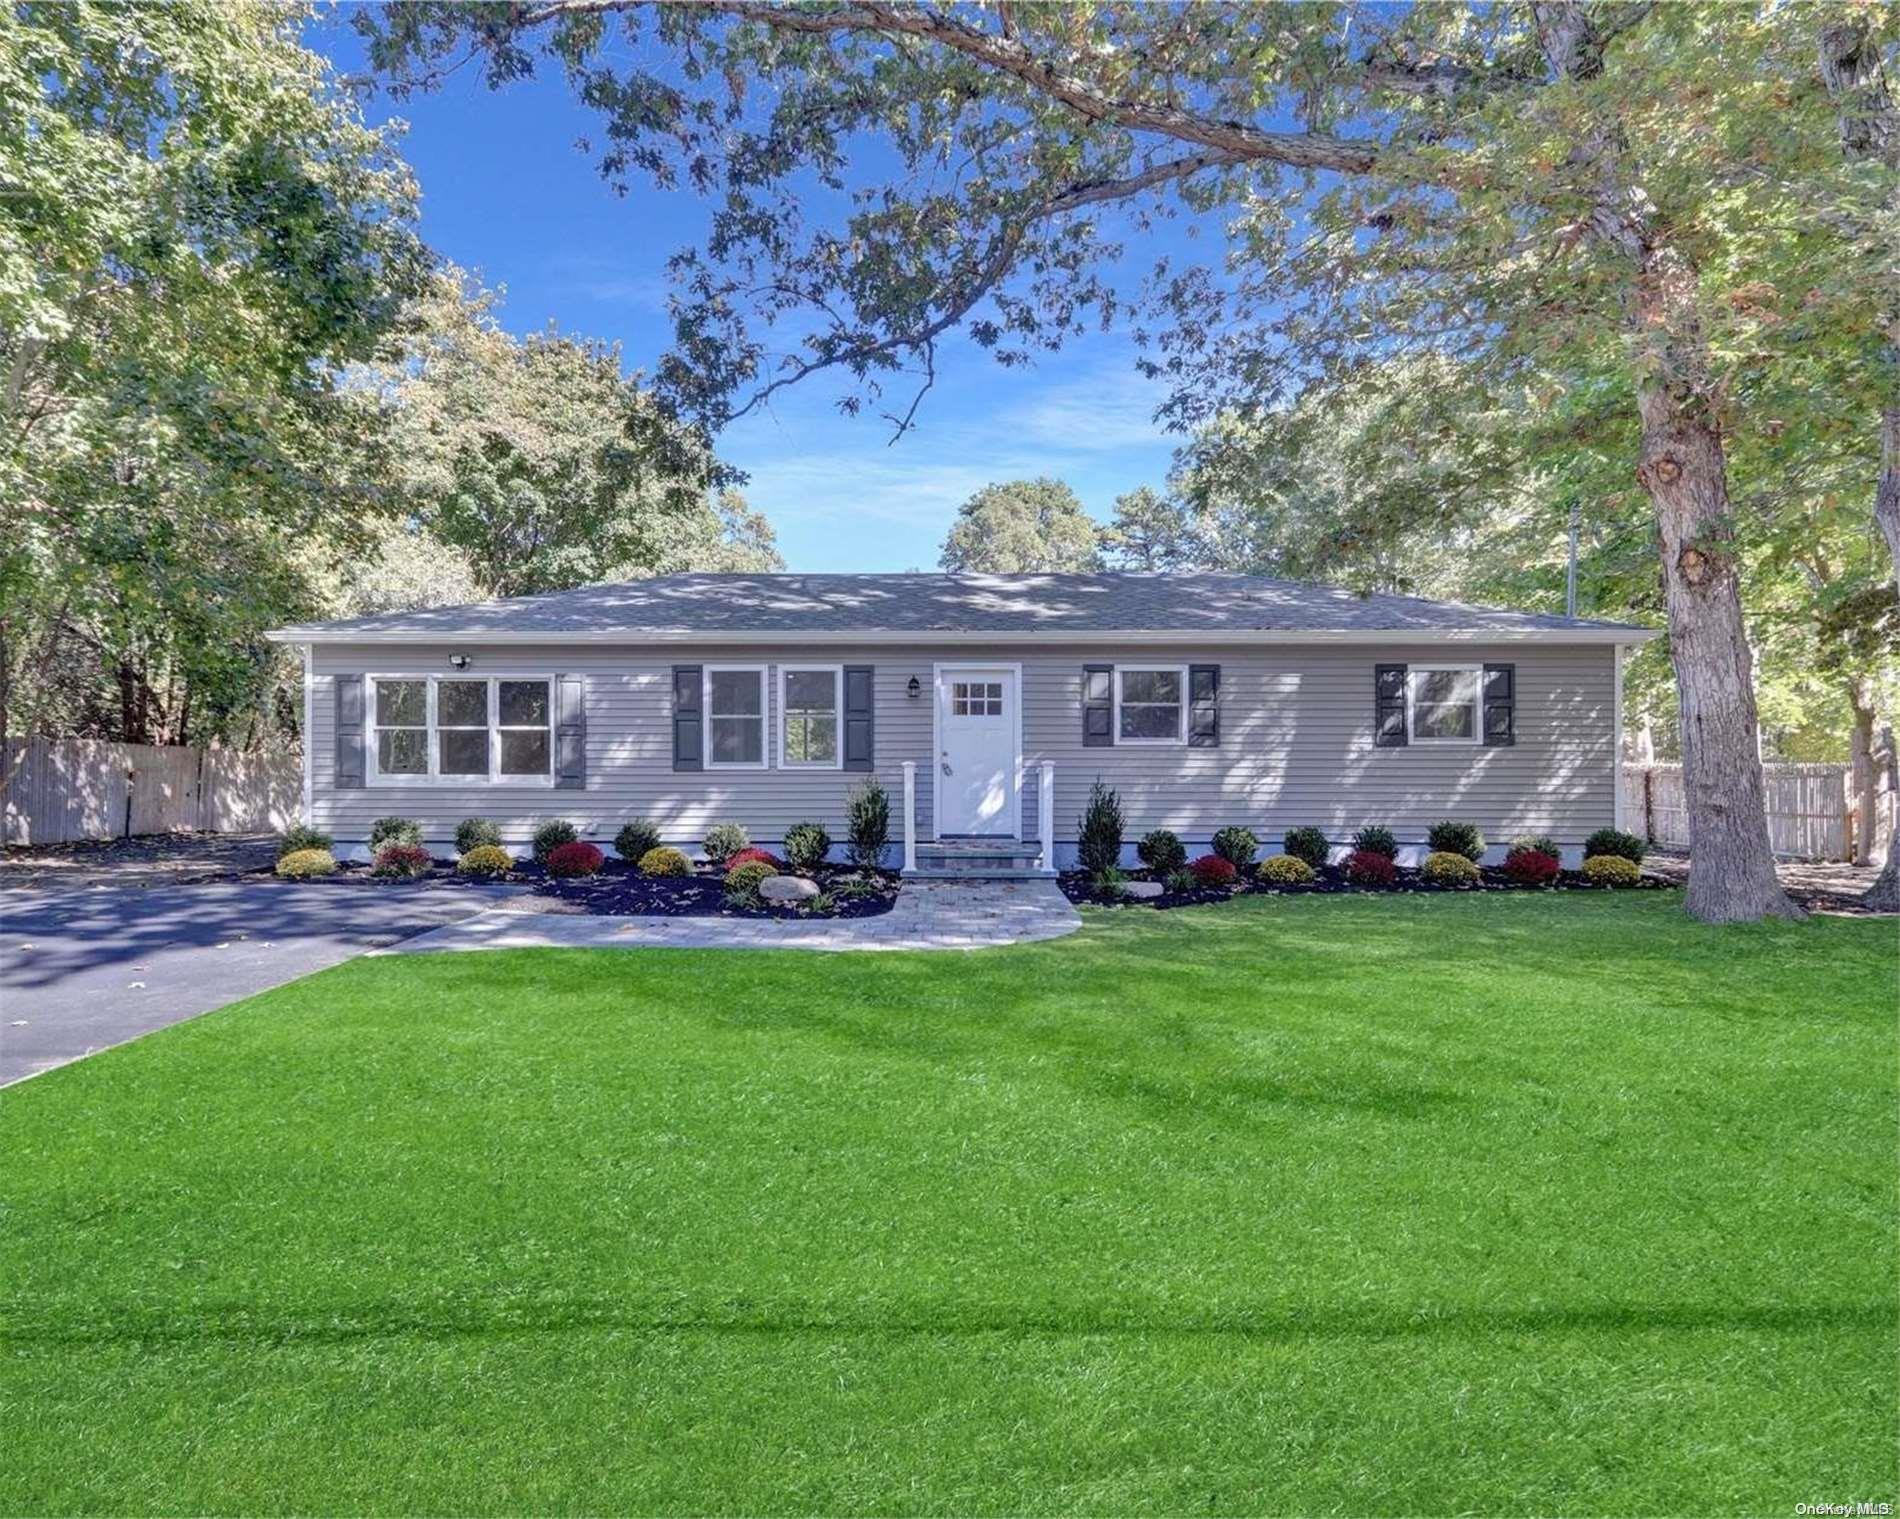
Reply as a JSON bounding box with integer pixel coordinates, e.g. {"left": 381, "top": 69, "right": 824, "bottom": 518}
{"left": 906, "top": 676, "right": 922, "bottom": 699}
{"left": 449, "top": 654, "right": 471, "bottom": 670}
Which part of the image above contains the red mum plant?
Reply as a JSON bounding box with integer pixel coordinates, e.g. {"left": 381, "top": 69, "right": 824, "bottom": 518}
{"left": 1344, "top": 849, "right": 1397, "bottom": 886}
{"left": 369, "top": 843, "right": 431, "bottom": 880}
{"left": 1189, "top": 853, "right": 1239, "bottom": 887}
{"left": 726, "top": 847, "right": 784, "bottom": 873}
{"left": 1502, "top": 846, "right": 1561, "bottom": 886}
{"left": 545, "top": 840, "right": 605, "bottom": 878}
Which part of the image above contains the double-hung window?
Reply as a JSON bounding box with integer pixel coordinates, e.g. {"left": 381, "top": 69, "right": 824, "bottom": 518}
{"left": 1408, "top": 665, "right": 1481, "bottom": 743}
{"left": 779, "top": 666, "right": 841, "bottom": 768}
{"left": 705, "top": 666, "right": 767, "bottom": 768}
{"left": 367, "top": 676, "right": 554, "bottom": 782}
{"left": 1115, "top": 665, "right": 1188, "bottom": 744}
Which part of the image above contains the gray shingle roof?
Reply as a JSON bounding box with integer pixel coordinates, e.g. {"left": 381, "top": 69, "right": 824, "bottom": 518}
{"left": 269, "top": 572, "right": 1654, "bottom": 641}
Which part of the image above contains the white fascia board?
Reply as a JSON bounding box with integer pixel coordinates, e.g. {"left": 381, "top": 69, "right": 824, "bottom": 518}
{"left": 268, "top": 626, "right": 1659, "bottom": 647}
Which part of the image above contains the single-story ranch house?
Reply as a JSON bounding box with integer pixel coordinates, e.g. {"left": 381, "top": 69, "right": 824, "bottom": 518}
{"left": 266, "top": 572, "right": 1657, "bottom": 871}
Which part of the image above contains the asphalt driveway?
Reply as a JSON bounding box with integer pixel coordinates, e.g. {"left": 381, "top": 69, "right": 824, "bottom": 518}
{"left": 0, "top": 881, "right": 513, "bottom": 1085}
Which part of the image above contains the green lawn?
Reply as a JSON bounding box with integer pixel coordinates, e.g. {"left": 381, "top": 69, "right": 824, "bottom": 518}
{"left": 2, "top": 893, "right": 1894, "bottom": 1515}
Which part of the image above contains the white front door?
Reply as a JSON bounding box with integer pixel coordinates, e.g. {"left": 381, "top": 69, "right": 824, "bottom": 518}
{"left": 937, "top": 668, "right": 1017, "bottom": 836}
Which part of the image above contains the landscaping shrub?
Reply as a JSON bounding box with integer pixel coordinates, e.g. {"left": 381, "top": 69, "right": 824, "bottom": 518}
{"left": 532, "top": 820, "right": 579, "bottom": 862}
{"left": 1503, "top": 846, "right": 1561, "bottom": 886}
{"left": 638, "top": 846, "right": 690, "bottom": 878}
{"left": 455, "top": 818, "right": 501, "bottom": 854}
{"left": 613, "top": 818, "right": 663, "bottom": 863}
{"left": 370, "top": 843, "right": 432, "bottom": 880}
{"left": 1136, "top": 828, "right": 1187, "bottom": 874}
{"left": 457, "top": 844, "right": 513, "bottom": 879}
{"left": 368, "top": 816, "right": 423, "bottom": 851}
{"left": 783, "top": 821, "right": 831, "bottom": 872}
{"left": 727, "top": 846, "right": 784, "bottom": 872}
{"left": 1421, "top": 850, "right": 1481, "bottom": 886}
{"left": 1345, "top": 849, "right": 1397, "bottom": 886}
{"left": 1092, "top": 867, "right": 1127, "bottom": 900}
{"left": 1583, "top": 853, "right": 1642, "bottom": 887}
{"left": 702, "top": 822, "right": 750, "bottom": 865}
{"left": 1427, "top": 821, "right": 1486, "bottom": 862}
{"left": 1258, "top": 853, "right": 1317, "bottom": 885}
{"left": 832, "top": 875, "right": 878, "bottom": 899}
{"left": 1189, "top": 854, "right": 1238, "bottom": 888}
{"left": 1583, "top": 827, "right": 1646, "bottom": 864}
{"left": 1280, "top": 826, "right": 1330, "bottom": 869}
{"left": 277, "top": 824, "right": 332, "bottom": 859}
{"left": 846, "top": 780, "right": 891, "bottom": 870}
{"left": 1352, "top": 824, "right": 1399, "bottom": 860}
{"left": 1511, "top": 833, "right": 1560, "bottom": 859}
{"left": 275, "top": 847, "right": 337, "bottom": 879}
{"left": 1077, "top": 779, "right": 1125, "bottom": 876}
{"left": 1211, "top": 825, "right": 1259, "bottom": 869}
{"left": 724, "top": 860, "right": 774, "bottom": 901}
{"left": 1164, "top": 868, "right": 1197, "bottom": 895}
{"left": 546, "top": 841, "right": 605, "bottom": 878}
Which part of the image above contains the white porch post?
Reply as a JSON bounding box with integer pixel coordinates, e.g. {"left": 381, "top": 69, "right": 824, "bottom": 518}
{"left": 1039, "top": 760, "right": 1056, "bottom": 872}
{"left": 901, "top": 760, "right": 917, "bottom": 873}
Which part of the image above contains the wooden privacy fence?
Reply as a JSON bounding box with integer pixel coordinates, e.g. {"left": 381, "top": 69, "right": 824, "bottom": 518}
{"left": 1621, "top": 762, "right": 1896, "bottom": 863}
{"left": 2, "top": 738, "right": 301, "bottom": 846}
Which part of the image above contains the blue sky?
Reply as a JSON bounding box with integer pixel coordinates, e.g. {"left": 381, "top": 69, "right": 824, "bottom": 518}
{"left": 311, "top": 12, "right": 1207, "bottom": 572}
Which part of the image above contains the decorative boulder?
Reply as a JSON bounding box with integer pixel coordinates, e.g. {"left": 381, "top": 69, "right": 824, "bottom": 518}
{"left": 1123, "top": 880, "right": 1165, "bottom": 899}
{"left": 759, "top": 874, "right": 820, "bottom": 902}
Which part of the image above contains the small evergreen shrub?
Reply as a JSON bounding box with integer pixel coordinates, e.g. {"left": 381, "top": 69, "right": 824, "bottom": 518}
{"left": 1280, "top": 826, "right": 1330, "bottom": 869}
{"left": 275, "top": 847, "right": 337, "bottom": 879}
{"left": 454, "top": 818, "right": 501, "bottom": 854}
{"left": 1345, "top": 849, "right": 1397, "bottom": 886}
{"left": 1426, "top": 820, "right": 1486, "bottom": 863}
{"left": 726, "top": 846, "right": 784, "bottom": 872}
{"left": 783, "top": 821, "right": 831, "bottom": 872}
{"left": 724, "top": 860, "right": 774, "bottom": 901}
{"left": 1421, "top": 850, "right": 1481, "bottom": 886}
{"left": 1583, "top": 854, "right": 1642, "bottom": 887}
{"left": 277, "top": 824, "right": 332, "bottom": 859}
{"left": 370, "top": 843, "right": 432, "bottom": 880}
{"left": 368, "top": 816, "right": 423, "bottom": 851}
{"left": 1511, "top": 833, "right": 1560, "bottom": 859}
{"left": 1258, "top": 853, "right": 1317, "bottom": 885}
{"left": 1091, "top": 867, "right": 1127, "bottom": 900}
{"left": 1136, "top": 828, "right": 1187, "bottom": 874}
{"left": 1583, "top": 827, "right": 1646, "bottom": 864}
{"left": 1211, "top": 825, "right": 1259, "bottom": 869}
{"left": 638, "top": 846, "right": 691, "bottom": 878}
{"left": 846, "top": 778, "right": 891, "bottom": 870}
{"left": 1164, "top": 868, "right": 1198, "bottom": 895}
{"left": 702, "top": 822, "right": 750, "bottom": 865}
{"left": 546, "top": 841, "right": 604, "bottom": 878}
{"left": 1502, "top": 846, "right": 1561, "bottom": 886}
{"left": 457, "top": 844, "right": 513, "bottom": 879}
{"left": 1077, "top": 779, "right": 1125, "bottom": 875}
{"left": 532, "top": 820, "right": 579, "bottom": 862}
{"left": 1352, "top": 825, "right": 1399, "bottom": 860}
{"left": 613, "top": 818, "right": 663, "bottom": 863}
{"left": 1189, "top": 854, "right": 1238, "bottom": 888}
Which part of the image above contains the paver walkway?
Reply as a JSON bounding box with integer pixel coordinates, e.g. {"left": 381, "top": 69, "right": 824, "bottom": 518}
{"left": 390, "top": 878, "right": 1082, "bottom": 954}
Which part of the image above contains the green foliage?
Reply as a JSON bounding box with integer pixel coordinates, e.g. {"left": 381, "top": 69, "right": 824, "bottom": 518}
{"left": 369, "top": 817, "right": 423, "bottom": 851}
{"left": 1421, "top": 851, "right": 1482, "bottom": 887}
{"left": 1091, "top": 867, "right": 1127, "bottom": 900}
{"left": 1076, "top": 780, "right": 1125, "bottom": 876}
{"left": 701, "top": 822, "right": 750, "bottom": 865}
{"left": 1100, "top": 487, "right": 1204, "bottom": 572}
{"left": 274, "top": 848, "right": 337, "bottom": 879}
{"left": 455, "top": 819, "right": 502, "bottom": 854}
{"left": 532, "top": 820, "right": 579, "bottom": 862}
{"left": 1136, "top": 829, "right": 1187, "bottom": 874}
{"left": 1280, "top": 827, "right": 1331, "bottom": 869}
{"left": 782, "top": 822, "right": 831, "bottom": 873}
{"left": 1511, "top": 834, "right": 1561, "bottom": 859}
{"left": 1584, "top": 828, "right": 1647, "bottom": 865}
{"left": 723, "top": 860, "right": 774, "bottom": 901}
{"left": 1163, "top": 868, "right": 1198, "bottom": 895}
{"left": 1584, "top": 854, "right": 1643, "bottom": 888}
{"left": 1258, "top": 854, "right": 1317, "bottom": 886}
{"left": 846, "top": 780, "right": 891, "bottom": 871}
{"left": 939, "top": 480, "right": 1101, "bottom": 573}
{"left": 613, "top": 819, "right": 663, "bottom": 863}
{"left": 456, "top": 845, "right": 513, "bottom": 879}
{"left": 1352, "top": 826, "right": 1399, "bottom": 861}
{"left": 637, "top": 846, "right": 690, "bottom": 878}
{"left": 1210, "top": 826, "right": 1258, "bottom": 870}
{"left": 277, "top": 825, "right": 333, "bottom": 859}
{"left": 1426, "top": 822, "right": 1487, "bottom": 864}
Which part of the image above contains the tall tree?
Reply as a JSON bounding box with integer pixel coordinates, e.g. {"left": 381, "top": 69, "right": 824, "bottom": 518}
{"left": 358, "top": 1, "right": 1894, "bottom": 920}
{"left": 1099, "top": 487, "right": 1203, "bottom": 573}
{"left": 939, "top": 479, "right": 1102, "bottom": 573}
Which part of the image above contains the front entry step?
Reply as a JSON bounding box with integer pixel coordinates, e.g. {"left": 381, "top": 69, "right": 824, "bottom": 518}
{"left": 912, "top": 837, "right": 1053, "bottom": 880}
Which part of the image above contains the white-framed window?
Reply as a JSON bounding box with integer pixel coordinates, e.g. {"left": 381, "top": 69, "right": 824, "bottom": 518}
{"left": 1408, "top": 665, "right": 1482, "bottom": 743}
{"left": 779, "top": 665, "right": 842, "bottom": 768}
{"left": 367, "top": 675, "right": 554, "bottom": 784}
{"left": 1114, "top": 665, "right": 1188, "bottom": 744}
{"left": 950, "top": 678, "right": 1004, "bottom": 717}
{"left": 704, "top": 665, "right": 768, "bottom": 768}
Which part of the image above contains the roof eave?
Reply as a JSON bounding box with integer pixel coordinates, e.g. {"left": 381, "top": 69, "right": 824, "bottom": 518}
{"left": 266, "top": 625, "right": 1658, "bottom": 646}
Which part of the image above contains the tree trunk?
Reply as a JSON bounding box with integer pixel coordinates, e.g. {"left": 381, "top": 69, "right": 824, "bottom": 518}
{"left": 1847, "top": 681, "right": 1877, "bottom": 864}
{"left": 1869, "top": 723, "right": 1900, "bottom": 910}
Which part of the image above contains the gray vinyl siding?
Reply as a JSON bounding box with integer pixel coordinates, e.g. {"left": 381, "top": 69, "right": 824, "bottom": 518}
{"left": 307, "top": 641, "right": 1615, "bottom": 850}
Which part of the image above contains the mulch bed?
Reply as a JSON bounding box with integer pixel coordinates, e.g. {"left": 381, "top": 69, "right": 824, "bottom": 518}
{"left": 284, "top": 857, "right": 901, "bottom": 920}
{"left": 1059, "top": 863, "right": 1680, "bottom": 911}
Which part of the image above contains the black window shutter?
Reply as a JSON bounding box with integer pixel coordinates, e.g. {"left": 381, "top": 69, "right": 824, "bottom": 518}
{"left": 1373, "top": 663, "right": 1409, "bottom": 748}
{"left": 842, "top": 665, "right": 875, "bottom": 771}
{"left": 1483, "top": 663, "right": 1516, "bottom": 746}
{"left": 1082, "top": 664, "right": 1114, "bottom": 747}
{"left": 672, "top": 665, "right": 702, "bottom": 771}
{"left": 334, "top": 674, "right": 365, "bottom": 788}
{"left": 555, "top": 674, "right": 586, "bottom": 789}
{"left": 1188, "top": 664, "right": 1221, "bottom": 747}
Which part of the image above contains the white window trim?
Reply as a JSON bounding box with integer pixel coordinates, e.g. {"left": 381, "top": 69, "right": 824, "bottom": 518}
{"left": 1407, "top": 664, "right": 1483, "bottom": 746}
{"left": 777, "top": 663, "right": 843, "bottom": 770}
{"left": 703, "top": 664, "right": 769, "bottom": 770}
{"left": 365, "top": 674, "right": 556, "bottom": 786}
{"left": 1113, "top": 664, "right": 1190, "bottom": 746}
